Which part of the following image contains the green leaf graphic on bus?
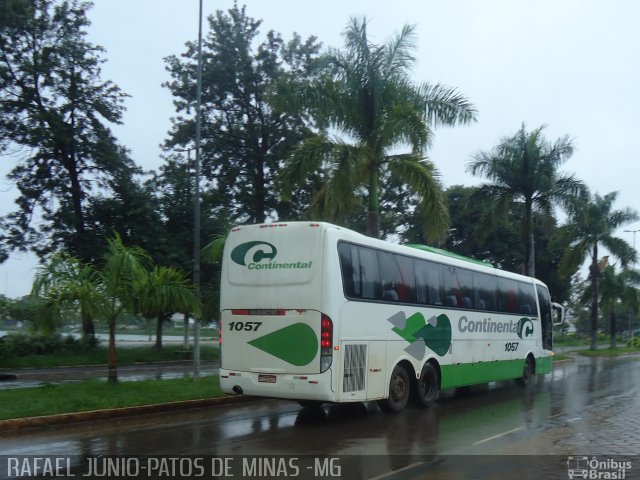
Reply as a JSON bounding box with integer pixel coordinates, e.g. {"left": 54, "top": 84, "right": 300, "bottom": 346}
{"left": 517, "top": 318, "right": 534, "bottom": 339}
{"left": 248, "top": 323, "right": 318, "bottom": 366}
{"left": 388, "top": 311, "right": 452, "bottom": 358}
{"left": 231, "top": 241, "right": 277, "bottom": 266}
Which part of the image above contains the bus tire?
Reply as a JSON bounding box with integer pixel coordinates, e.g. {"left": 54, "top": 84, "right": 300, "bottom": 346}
{"left": 413, "top": 362, "right": 439, "bottom": 408}
{"left": 516, "top": 356, "right": 534, "bottom": 387}
{"left": 297, "top": 400, "right": 323, "bottom": 409}
{"left": 378, "top": 364, "right": 410, "bottom": 413}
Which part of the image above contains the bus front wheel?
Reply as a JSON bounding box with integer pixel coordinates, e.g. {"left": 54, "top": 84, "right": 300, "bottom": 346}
{"left": 414, "top": 362, "right": 439, "bottom": 408}
{"left": 378, "top": 364, "right": 410, "bottom": 413}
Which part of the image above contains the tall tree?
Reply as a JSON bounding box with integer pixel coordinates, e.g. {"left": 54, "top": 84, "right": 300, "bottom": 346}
{"left": 467, "top": 124, "right": 581, "bottom": 276}
{"left": 556, "top": 190, "right": 637, "bottom": 350}
{"left": 0, "top": 0, "right": 132, "bottom": 262}
{"left": 279, "top": 17, "right": 475, "bottom": 240}
{"left": 596, "top": 266, "right": 640, "bottom": 349}
{"left": 164, "top": 3, "right": 321, "bottom": 224}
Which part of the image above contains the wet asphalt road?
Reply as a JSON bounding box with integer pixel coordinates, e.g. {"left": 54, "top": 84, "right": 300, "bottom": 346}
{"left": 1, "top": 355, "right": 639, "bottom": 479}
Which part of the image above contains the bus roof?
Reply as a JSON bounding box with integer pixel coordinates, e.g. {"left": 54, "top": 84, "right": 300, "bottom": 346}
{"left": 405, "top": 244, "right": 494, "bottom": 268}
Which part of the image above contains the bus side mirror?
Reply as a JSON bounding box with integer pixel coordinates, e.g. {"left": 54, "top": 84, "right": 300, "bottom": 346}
{"left": 551, "top": 302, "right": 564, "bottom": 326}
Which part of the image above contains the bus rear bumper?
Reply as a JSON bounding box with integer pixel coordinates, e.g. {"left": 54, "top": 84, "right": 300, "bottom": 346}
{"left": 219, "top": 368, "right": 335, "bottom": 402}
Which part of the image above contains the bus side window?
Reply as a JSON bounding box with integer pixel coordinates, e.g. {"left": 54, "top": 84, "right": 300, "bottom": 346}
{"left": 357, "top": 246, "right": 381, "bottom": 300}
{"left": 498, "top": 278, "right": 519, "bottom": 314}
{"left": 519, "top": 282, "right": 538, "bottom": 316}
{"left": 379, "top": 252, "right": 416, "bottom": 303}
{"left": 474, "top": 273, "right": 497, "bottom": 311}
{"left": 397, "top": 255, "right": 416, "bottom": 303}
{"left": 457, "top": 269, "right": 475, "bottom": 309}
{"left": 415, "top": 260, "right": 443, "bottom": 306}
{"left": 443, "top": 266, "right": 459, "bottom": 307}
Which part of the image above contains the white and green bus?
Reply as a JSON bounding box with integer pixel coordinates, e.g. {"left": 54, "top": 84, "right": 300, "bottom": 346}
{"left": 219, "top": 222, "right": 563, "bottom": 412}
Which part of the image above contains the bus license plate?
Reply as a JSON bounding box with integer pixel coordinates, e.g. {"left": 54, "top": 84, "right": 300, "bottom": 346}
{"left": 258, "top": 374, "right": 277, "bottom": 384}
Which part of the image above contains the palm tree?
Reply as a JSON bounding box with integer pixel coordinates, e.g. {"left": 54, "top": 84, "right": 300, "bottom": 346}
{"left": 557, "top": 191, "right": 638, "bottom": 350}
{"left": 32, "top": 253, "right": 101, "bottom": 337}
{"left": 133, "top": 266, "right": 197, "bottom": 349}
{"left": 95, "top": 234, "right": 152, "bottom": 383}
{"left": 597, "top": 266, "right": 640, "bottom": 349}
{"left": 279, "top": 17, "right": 476, "bottom": 240}
{"left": 467, "top": 124, "right": 582, "bottom": 276}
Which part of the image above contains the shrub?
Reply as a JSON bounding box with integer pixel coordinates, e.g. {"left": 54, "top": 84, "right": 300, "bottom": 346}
{"left": 0, "top": 333, "right": 100, "bottom": 357}
{"left": 627, "top": 337, "right": 640, "bottom": 349}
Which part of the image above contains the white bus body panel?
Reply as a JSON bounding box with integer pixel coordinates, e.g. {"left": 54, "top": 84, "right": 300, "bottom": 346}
{"left": 219, "top": 222, "right": 554, "bottom": 403}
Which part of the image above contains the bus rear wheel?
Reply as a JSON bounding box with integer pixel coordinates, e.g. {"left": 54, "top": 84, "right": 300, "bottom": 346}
{"left": 297, "top": 400, "right": 323, "bottom": 409}
{"left": 413, "top": 363, "right": 439, "bottom": 408}
{"left": 378, "top": 364, "right": 410, "bottom": 413}
{"left": 516, "top": 356, "right": 534, "bottom": 387}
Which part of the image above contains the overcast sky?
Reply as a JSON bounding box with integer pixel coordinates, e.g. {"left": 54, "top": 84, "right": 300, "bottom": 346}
{"left": 1, "top": 0, "right": 639, "bottom": 298}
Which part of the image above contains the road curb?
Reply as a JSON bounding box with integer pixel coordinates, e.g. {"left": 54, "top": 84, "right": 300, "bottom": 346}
{"left": 0, "top": 394, "right": 254, "bottom": 432}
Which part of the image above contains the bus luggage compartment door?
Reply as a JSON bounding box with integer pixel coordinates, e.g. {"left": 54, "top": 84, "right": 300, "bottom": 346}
{"left": 221, "top": 309, "right": 322, "bottom": 374}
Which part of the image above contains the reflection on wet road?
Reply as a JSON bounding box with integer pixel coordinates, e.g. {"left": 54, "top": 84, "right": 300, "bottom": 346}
{"left": 1, "top": 355, "right": 639, "bottom": 478}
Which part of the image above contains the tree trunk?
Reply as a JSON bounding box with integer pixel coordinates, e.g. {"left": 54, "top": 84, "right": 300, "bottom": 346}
{"left": 81, "top": 307, "right": 95, "bottom": 339}
{"left": 107, "top": 316, "right": 118, "bottom": 384}
{"left": 155, "top": 313, "right": 164, "bottom": 349}
{"left": 253, "top": 152, "right": 266, "bottom": 224}
{"left": 366, "top": 164, "right": 380, "bottom": 238}
{"left": 183, "top": 313, "right": 190, "bottom": 350}
{"left": 609, "top": 310, "right": 617, "bottom": 350}
{"left": 589, "top": 246, "right": 599, "bottom": 351}
{"left": 524, "top": 197, "right": 535, "bottom": 277}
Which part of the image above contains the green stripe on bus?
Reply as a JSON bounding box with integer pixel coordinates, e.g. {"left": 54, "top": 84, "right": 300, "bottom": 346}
{"left": 440, "top": 357, "right": 549, "bottom": 390}
{"left": 405, "top": 244, "right": 493, "bottom": 267}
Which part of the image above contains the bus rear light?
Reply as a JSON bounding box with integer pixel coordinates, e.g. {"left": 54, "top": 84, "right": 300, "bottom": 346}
{"left": 320, "top": 314, "right": 333, "bottom": 372}
{"left": 231, "top": 309, "right": 286, "bottom": 316}
{"left": 259, "top": 223, "right": 288, "bottom": 228}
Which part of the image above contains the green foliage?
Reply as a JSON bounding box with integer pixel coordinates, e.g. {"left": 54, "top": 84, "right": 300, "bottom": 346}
{"left": 279, "top": 17, "right": 475, "bottom": 239}
{"left": 0, "top": 333, "right": 99, "bottom": 358}
{"left": 0, "top": 344, "right": 218, "bottom": 369}
{"left": 0, "top": 0, "right": 133, "bottom": 262}
{"left": 164, "top": 3, "right": 321, "bottom": 224}
{"left": 467, "top": 124, "right": 582, "bottom": 276}
{"left": 555, "top": 190, "right": 638, "bottom": 350}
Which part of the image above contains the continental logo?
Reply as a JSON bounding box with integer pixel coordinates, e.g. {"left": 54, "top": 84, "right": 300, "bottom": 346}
{"left": 458, "top": 316, "right": 534, "bottom": 339}
{"left": 230, "top": 241, "right": 312, "bottom": 270}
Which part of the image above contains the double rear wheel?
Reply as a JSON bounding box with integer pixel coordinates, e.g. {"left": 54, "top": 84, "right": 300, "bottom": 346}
{"left": 378, "top": 362, "right": 440, "bottom": 413}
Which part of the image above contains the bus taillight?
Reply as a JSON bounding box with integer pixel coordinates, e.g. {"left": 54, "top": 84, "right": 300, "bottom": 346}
{"left": 320, "top": 314, "right": 333, "bottom": 372}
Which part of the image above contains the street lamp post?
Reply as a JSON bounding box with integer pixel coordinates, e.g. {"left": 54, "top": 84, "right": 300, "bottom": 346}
{"left": 175, "top": 147, "right": 194, "bottom": 351}
{"left": 193, "top": 0, "right": 204, "bottom": 378}
{"left": 624, "top": 228, "right": 639, "bottom": 348}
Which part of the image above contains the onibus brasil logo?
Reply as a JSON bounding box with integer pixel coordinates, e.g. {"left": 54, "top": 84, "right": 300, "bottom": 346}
{"left": 231, "top": 241, "right": 312, "bottom": 270}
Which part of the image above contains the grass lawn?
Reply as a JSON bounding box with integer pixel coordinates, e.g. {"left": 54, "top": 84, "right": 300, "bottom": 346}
{"left": 0, "top": 345, "right": 220, "bottom": 369}
{"left": 575, "top": 346, "right": 640, "bottom": 357}
{"left": 0, "top": 377, "right": 224, "bottom": 420}
{"left": 552, "top": 354, "right": 572, "bottom": 361}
